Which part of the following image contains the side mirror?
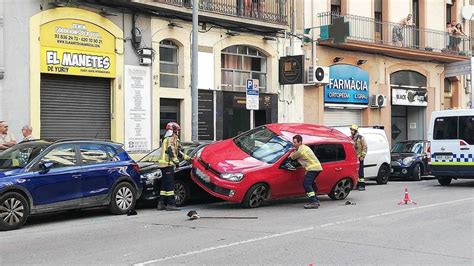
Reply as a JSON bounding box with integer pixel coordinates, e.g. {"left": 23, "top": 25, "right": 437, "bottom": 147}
{"left": 39, "top": 161, "right": 54, "bottom": 174}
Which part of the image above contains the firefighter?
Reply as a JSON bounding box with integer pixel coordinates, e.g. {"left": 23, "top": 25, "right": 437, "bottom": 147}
{"left": 289, "top": 134, "right": 323, "bottom": 209}
{"left": 350, "top": 124, "right": 367, "bottom": 191}
{"left": 156, "top": 122, "right": 190, "bottom": 211}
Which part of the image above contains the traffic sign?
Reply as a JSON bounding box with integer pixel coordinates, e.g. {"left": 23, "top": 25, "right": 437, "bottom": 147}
{"left": 246, "top": 79, "right": 259, "bottom": 110}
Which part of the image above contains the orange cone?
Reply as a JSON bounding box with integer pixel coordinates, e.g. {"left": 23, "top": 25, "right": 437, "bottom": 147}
{"left": 398, "top": 187, "right": 416, "bottom": 205}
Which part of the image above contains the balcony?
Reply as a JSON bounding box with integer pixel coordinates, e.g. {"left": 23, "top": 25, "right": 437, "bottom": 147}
{"left": 126, "top": 0, "right": 288, "bottom": 32}
{"left": 317, "top": 12, "right": 473, "bottom": 63}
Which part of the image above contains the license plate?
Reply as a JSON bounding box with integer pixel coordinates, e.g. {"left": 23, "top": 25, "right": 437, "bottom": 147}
{"left": 437, "top": 155, "right": 453, "bottom": 161}
{"left": 195, "top": 168, "right": 210, "bottom": 183}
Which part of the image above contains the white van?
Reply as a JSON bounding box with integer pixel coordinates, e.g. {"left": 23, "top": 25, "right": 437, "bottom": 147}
{"left": 333, "top": 126, "right": 391, "bottom": 184}
{"left": 427, "top": 109, "right": 474, "bottom": 185}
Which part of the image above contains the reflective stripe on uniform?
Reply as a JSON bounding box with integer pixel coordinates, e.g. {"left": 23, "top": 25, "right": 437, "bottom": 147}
{"left": 160, "top": 191, "right": 175, "bottom": 196}
{"left": 306, "top": 191, "right": 315, "bottom": 197}
{"left": 358, "top": 178, "right": 365, "bottom": 182}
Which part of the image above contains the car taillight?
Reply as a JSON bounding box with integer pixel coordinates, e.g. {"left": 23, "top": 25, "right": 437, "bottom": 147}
{"left": 427, "top": 145, "right": 431, "bottom": 163}
{"left": 132, "top": 163, "right": 140, "bottom": 174}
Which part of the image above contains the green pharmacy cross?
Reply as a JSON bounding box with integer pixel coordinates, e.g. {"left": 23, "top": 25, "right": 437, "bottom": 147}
{"left": 328, "top": 17, "right": 350, "bottom": 44}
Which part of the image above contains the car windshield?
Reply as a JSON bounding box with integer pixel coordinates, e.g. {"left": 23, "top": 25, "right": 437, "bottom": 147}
{"left": 0, "top": 142, "right": 50, "bottom": 169}
{"left": 234, "top": 127, "right": 292, "bottom": 164}
{"left": 139, "top": 143, "right": 199, "bottom": 163}
{"left": 391, "top": 142, "right": 423, "bottom": 154}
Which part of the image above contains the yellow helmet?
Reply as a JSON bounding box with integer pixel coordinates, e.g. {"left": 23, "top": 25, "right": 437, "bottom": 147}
{"left": 350, "top": 124, "right": 359, "bottom": 131}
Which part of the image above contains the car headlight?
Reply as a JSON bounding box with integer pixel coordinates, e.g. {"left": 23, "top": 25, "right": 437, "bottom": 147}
{"left": 220, "top": 173, "right": 244, "bottom": 182}
{"left": 142, "top": 170, "right": 162, "bottom": 181}
{"left": 402, "top": 157, "right": 415, "bottom": 166}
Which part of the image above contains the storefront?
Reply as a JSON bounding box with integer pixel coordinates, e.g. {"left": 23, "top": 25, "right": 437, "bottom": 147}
{"left": 390, "top": 70, "right": 428, "bottom": 143}
{"left": 30, "top": 7, "right": 124, "bottom": 141}
{"left": 323, "top": 64, "right": 369, "bottom": 126}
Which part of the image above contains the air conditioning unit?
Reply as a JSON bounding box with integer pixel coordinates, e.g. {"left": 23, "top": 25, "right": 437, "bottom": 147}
{"left": 308, "top": 66, "right": 329, "bottom": 84}
{"left": 370, "top": 94, "right": 387, "bottom": 108}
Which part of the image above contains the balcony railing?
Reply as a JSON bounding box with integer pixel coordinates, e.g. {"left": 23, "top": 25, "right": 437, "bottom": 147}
{"left": 318, "top": 12, "right": 472, "bottom": 57}
{"left": 152, "top": 0, "right": 288, "bottom": 25}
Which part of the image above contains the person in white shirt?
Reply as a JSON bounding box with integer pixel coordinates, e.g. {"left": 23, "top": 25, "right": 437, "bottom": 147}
{"left": 20, "top": 125, "right": 35, "bottom": 142}
{"left": 0, "top": 121, "right": 17, "bottom": 151}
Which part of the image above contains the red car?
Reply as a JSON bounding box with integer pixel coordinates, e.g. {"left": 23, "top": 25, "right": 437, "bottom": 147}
{"left": 191, "top": 123, "right": 359, "bottom": 208}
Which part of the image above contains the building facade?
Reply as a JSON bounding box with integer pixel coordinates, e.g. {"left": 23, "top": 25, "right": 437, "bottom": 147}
{"left": 303, "top": 0, "right": 473, "bottom": 144}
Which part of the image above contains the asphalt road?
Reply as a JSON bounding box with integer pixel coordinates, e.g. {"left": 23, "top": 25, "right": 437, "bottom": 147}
{"left": 1, "top": 178, "right": 473, "bottom": 265}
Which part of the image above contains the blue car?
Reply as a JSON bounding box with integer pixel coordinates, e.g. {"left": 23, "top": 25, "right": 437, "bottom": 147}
{"left": 390, "top": 140, "right": 430, "bottom": 181}
{"left": 0, "top": 140, "right": 143, "bottom": 231}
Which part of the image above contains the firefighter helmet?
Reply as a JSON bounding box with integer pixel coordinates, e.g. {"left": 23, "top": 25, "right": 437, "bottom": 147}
{"left": 166, "top": 122, "right": 181, "bottom": 132}
{"left": 350, "top": 124, "right": 359, "bottom": 131}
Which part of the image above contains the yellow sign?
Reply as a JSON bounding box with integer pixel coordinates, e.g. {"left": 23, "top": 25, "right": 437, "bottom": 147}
{"left": 40, "top": 19, "right": 116, "bottom": 78}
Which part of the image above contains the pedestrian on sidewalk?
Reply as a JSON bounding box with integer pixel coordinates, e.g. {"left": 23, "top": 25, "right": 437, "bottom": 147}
{"left": 289, "top": 134, "right": 323, "bottom": 209}
{"left": 156, "top": 122, "right": 190, "bottom": 211}
{"left": 0, "top": 121, "right": 16, "bottom": 151}
{"left": 20, "top": 125, "right": 35, "bottom": 143}
{"left": 350, "top": 124, "right": 367, "bottom": 191}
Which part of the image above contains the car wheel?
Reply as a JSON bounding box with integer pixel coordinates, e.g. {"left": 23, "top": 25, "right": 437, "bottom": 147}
{"left": 0, "top": 192, "right": 29, "bottom": 231}
{"left": 412, "top": 163, "right": 421, "bottom": 181}
{"left": 376, "top": 164, "right": 390, "bottom": 185}
{"left": 242, "top": 183, "right": 269, "bottom": 208}
{"left": 438, "top": 177, "right": 452, "bottom": 186}
{"left": 174, "top": 180, "right": 190, "bottom": 207}
{"left": 328, "top": 178, "right": 353, "bottom": 200}
{"left": 109, "top": 182, "right": 136, "bottom": 215}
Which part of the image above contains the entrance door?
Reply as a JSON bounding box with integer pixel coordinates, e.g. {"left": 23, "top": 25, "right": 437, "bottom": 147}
{"left": 223, "top": 108, "right": 250, "bottom": 139}
{"left": 160, "top": 99, "right": 181, "bottom": 139}
{"left": 391, "top": 105, "right": 425, "bottom": 143}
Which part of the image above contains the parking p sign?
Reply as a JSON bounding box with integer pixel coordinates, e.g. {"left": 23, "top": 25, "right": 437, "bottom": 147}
{"left": 246, "top": 79, "right": 259, "bottom": 110}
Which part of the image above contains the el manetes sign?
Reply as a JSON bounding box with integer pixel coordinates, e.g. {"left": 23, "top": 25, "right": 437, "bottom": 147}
{"left": 40, "top": 19, "right": 116, "bottom": 78}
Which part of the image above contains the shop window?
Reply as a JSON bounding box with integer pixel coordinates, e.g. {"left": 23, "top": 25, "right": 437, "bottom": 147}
{"left": 221, "top": 45, "right": 267, "bottom": 92}
{"left": 159, "top": 40, "right": 179, "bottom": 88}
{"left": 433, "top": 116, "right": 458, "bottom": 140}
{"left": 311, "top": 144, "right": 346, "bottom": 163}
{"left": 459, "top": 116, "right": 474, "bottom": 144}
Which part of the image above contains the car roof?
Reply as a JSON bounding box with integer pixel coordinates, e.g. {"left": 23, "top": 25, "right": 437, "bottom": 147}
{"left": 265, "top": 123, "right": 352, "bottom": 144}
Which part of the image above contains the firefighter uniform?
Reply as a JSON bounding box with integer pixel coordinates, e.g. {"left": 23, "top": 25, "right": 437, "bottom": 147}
{"left": 157, "top": 133, "right": 190, "bottom": 210}
{"left": 290, "top": 144, "right": 323, "bottom": 207}
{"left": 350, "top": 125, "right": 368, "bottom": 190}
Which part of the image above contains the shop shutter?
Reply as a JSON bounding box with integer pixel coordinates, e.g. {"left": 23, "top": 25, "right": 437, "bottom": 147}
{"left": 40, "top": 74, "right": 111, "bottom": 140}
{"left": 324, "top": 108, "right": 362, "bottom": 127}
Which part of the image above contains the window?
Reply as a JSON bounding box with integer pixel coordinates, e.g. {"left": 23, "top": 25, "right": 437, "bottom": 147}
{"left": 459, "top": 116, "right": 474, "bottom": 144}
{"left": 160, "top": 40, "right": 179, "bottom": 88}
{"left": 312, "top": 144, "right": 346, "bottom": 163}
{"left": 374, "top": 0, "right": 382, "bottom": 40}
{"left": 221, "top": 45, "right": 267, "bottom": 92}
{"left": 41, "top": 144, "right": 77, "bottom": 169}
{"left": 79, "top": 144, "right": 109, "bottom": 165}
{"left": 434, "top": 117, "right": 458, "bottom": 140}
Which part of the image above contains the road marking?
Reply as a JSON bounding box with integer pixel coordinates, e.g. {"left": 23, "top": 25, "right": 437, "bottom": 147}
{"left": 134, "top": 227, "right": 315, "bottom": 265}
{"left": 133, "top": 197, "right": 474, "bottom": 265}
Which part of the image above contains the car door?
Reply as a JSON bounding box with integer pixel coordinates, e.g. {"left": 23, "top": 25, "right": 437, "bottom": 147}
{"left": 271, "top": 154, "right": 306, "bottom": 198}
{"left": 28, "top": 144, "right": 82, "bottom": 207}
{"left": 311, "top": 144, "right": 345, "bottom": 193}
{"left": 78, "top": 143, "right": 113, "bottom": 203}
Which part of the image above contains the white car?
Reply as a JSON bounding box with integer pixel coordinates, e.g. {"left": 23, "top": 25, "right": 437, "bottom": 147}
{"left": 333, "top": 126, "right": 391, "bottom": 184}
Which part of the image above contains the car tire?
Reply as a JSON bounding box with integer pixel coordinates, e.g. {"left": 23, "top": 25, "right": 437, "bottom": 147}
{"left": 376, "top": 164, "right": 390, "bottom": 185}
{"left": 242, "top": 183, "right": 269, "bottom": 208}
{"left": 0, "top": 192, "right": 30, "bottom": 231}
{"left": 412, "top": 163, "right": 421, "bottom": 181}
{"left": 174, "top": 180, "right": 190, "bottom": 207}
{"left": 109, "top": 182, "right": 136, "bottom": 215}
{"left": 328, "top": 178, "right": 353, "bottom": 200}
{"left": 438, "top": 177, "right": 452, "bottom": 186}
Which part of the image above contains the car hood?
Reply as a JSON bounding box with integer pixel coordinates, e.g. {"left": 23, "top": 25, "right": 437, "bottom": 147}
{"left": 200, "top": 139, "right": 268, "bottom": 173}
{"left": 391, "top": 152, "right": 418, "bottom": 161}
{"left": 0, "top": 168, "right": 24, "bottom": 178}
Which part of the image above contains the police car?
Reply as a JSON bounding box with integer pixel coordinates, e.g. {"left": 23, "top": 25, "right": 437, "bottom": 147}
{"left": 427, "top": 109, "right": 474, "bottom": 185}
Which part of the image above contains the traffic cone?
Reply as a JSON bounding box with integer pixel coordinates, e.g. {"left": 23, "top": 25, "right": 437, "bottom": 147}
{"left": 398, "top": 187, "right": 416, "bottom": 205}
